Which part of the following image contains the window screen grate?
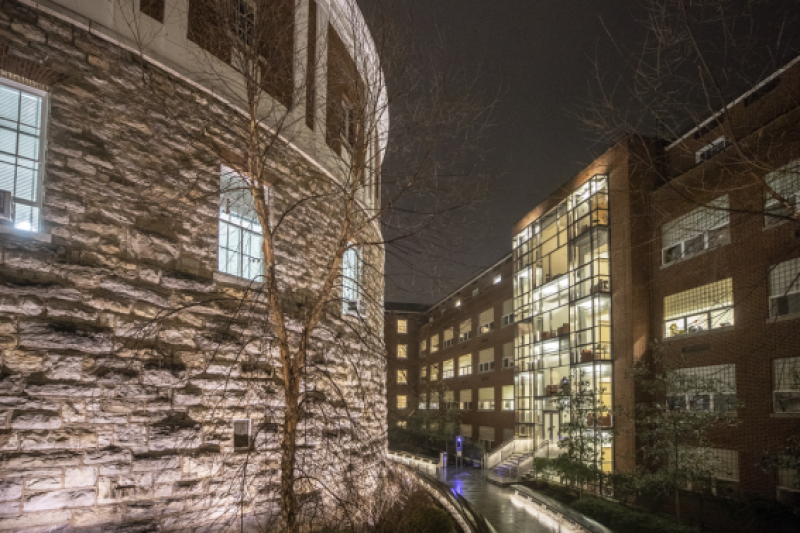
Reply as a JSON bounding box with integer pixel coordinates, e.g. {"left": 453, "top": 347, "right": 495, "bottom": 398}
{"left": 233, "top": 419, "right": 251, "bottom": 448}
{"left": 769, "top": 258, "right": 800, "bottom": 298}
{"left": 664, "top": 279, "right": 733, "bottom": 320}
{"left": 669, "top": 364, "right": 736, "bottom": 393}
{"left": 765, "top": 159, "right": 800, "bottom": 202}
{"left": 774, "top": 357, "right": 800, "bottom": 391}
{"left": 662, "top": 196, "right": 729, "bottom": 248}
{"left": 710, "top": 448, "right": 739, "bottom": 481}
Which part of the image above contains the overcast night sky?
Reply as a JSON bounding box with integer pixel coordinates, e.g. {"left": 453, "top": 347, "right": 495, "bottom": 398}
{"left": 374, "top": 0, "right": 645, "bottom": 304}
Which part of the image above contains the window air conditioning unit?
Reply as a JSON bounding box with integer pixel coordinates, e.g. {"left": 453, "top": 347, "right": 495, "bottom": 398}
{"left": 502, "top": 357, "right": 513, "bottom": 369}
{"left": 346, "top": 299, "right": 367, "bottom": 317}
{"left": 0, "top": 190, "right": 11, "bottom": 225}
{"left": 774, "top": 390, "right": 800, "bottom": 414}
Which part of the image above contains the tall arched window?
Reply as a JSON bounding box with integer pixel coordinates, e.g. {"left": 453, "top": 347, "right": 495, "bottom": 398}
{"left": 342, "top": 244, "right": 364, "bottom": 316}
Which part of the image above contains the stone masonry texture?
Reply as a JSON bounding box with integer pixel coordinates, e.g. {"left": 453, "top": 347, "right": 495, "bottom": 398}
{"left": 0, "top": 1, "right": 386, "bottom": 531}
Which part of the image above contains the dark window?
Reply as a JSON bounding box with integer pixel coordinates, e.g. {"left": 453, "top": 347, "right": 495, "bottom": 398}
{"left": 233, "top": 419, "right": 251, "bottom": 448}
{"left": 140, "top": 0, "right": 165, "bottom": 23}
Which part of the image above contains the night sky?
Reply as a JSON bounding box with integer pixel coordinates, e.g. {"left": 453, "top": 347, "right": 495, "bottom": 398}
{"left": 373, "top": 0, "right": 644, "bottom": 304}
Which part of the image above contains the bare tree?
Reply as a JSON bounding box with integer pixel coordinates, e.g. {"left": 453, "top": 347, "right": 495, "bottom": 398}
{"left": 107, "top": 1, "right": 493, "bottom": 531}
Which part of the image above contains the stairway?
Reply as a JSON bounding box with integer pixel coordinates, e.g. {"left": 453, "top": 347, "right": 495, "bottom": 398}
{"left": 493, "top": 452, "right": 529, "bottom": 478}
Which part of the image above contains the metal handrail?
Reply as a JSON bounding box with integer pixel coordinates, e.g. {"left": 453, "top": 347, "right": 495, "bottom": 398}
{"left": 513, "top": 488, "right": 595, "bottom": 533}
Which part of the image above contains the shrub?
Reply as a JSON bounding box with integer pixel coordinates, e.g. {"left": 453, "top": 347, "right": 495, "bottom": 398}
{"left": 572, "top": 497, "right": 700, "bottom": 533}
{"left": 403, "top": 505, "right": 456, "bottom": 533}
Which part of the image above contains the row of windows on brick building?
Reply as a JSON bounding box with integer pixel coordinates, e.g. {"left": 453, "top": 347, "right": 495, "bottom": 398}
{"left": 395, "top": 384, "right": 515, "bottom": 412}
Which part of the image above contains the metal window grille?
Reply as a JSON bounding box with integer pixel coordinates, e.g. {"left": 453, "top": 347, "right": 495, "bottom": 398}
{"left": 219, "top": 168, "right": 264, "bottom": 279}
{"left": 670, "top": 364, "right": 736, "bottom": 393}
{"left": 668, "top": 364, "right": 736, "bottom": 412}
{"left": 769, "top": 257, "right": 800, "bottom": 317}
{"left": 233, "top": 0, "right": 256, "bottom": 47}
{"left": 765, "top": 159, "right": 800, "bottom": 226}
{"left": 710, "top": 448, "right": 739, "bottom": 481}
{"left": 774, "top": 357, "right": 800, "bottom": 391}
{"left": 0, "top": 79, "right": 46, "bottom": 232}
{"left": 664, "top": 278, "right": 734, "bottom": 336}
{"left": 233, "top": 419, "right": 251, "bottom": 448}
{"left": 662, "top": 196, "right": 730, "bottom": 264}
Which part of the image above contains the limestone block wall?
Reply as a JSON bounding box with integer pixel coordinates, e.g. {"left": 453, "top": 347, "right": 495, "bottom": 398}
{"left": 0, "top": 1, "right": 386, "bottom": 531}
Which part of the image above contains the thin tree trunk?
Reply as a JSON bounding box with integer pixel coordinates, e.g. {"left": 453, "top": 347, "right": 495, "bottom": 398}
{"left": 281, "top": 366, "right": 301, "bottom": 532}
{"left": 675, "top": 487, "right": 681, "bottom": 524}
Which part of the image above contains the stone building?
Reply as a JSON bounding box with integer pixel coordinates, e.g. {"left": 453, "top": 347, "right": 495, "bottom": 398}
{"left": 509, "top": 55, "right": 800, "bottom": 502}
{"left": 0, "top": 0, "right": 386, "bottom": 531}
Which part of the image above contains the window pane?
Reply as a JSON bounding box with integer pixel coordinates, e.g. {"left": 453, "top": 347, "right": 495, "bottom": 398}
{"left": 0, "top": 86, "right": 20, "bottom": 122}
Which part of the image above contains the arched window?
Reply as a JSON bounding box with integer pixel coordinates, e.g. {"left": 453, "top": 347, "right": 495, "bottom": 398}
{"left": 342, "top": 244, "right": 364, "bottom": 316}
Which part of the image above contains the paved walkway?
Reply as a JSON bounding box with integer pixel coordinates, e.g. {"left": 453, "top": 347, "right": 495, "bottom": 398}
{"left": 438, "top": 467, "right": 562, "bottom": 533}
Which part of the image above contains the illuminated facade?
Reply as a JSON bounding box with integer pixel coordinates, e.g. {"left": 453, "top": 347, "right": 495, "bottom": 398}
{"left": 513, "top": 174, "right": 613, "bottom": 473}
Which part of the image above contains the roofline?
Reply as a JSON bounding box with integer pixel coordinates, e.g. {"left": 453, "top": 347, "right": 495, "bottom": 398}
{"left": 426, "top": 253, "right": 512, "bottom": 314}
{"left": 666, "top": 53, "right": 800, "bottom": 151}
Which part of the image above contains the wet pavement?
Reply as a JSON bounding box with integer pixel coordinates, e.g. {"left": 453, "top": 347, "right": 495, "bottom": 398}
{"left": 438, "top": 467, "right": 566, "bottom": 533}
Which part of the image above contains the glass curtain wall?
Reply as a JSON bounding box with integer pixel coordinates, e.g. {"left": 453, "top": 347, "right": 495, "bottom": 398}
{"left": 513, "top": 175, "right": 613, "bottom": 472}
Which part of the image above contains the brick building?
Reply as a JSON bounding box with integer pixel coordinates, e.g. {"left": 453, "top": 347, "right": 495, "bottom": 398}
{"left": 510, "top": 55, "right": 800, "bottom": 502}
{"left": 385, "top": 255, "right": 515, "bottom": 453}
{"left": 383, "top": 303, "right": 425, "bottom": 428}
{"left": 0, "top": 0, "right": 387, "bottom": 530}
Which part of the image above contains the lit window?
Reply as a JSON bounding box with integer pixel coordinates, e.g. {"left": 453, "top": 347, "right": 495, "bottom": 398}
{"left": 396, "top": 370, "right": 407, "bottom": 384}
{"left": 219, "top": 168, "right": 264, "bottom": 279}
{"left": 397, "top": 344, "right": 407, "bottom": 359}
{"left": 502, "top": 385, "right": 514, "bottom": 411}
{"left": 419, "top": 395, "right": 426, "bottom": 410}
{"left": 478, "top": 387, "right": 494, "bottom": 410}
{"left": 769, "top": 257, "right": 800, "bottom": 318}
{"left": 501, "top": 343, "right": 514, "bottom": 369}
{"left": 442, "top": 328, "right": 454, "bottom": 348}
{"left": 459, "top": 354, "right": 472, "bottom": 376}
{"left": 397, "top": 420, "right": 407, "bottom": 428}
{"left": 765, "top": 160, "right": 800, "bottom": 227}
{"left": 233, "top": 419, "right": 251, "bottom": 448}
{"left": 419, "top": 339, "right": 427, "bottom": 357}
{"left": 442, "top": 359, "right": 454, "bottom": 379}
{"left": 397, "top": 319, "right": 408, "bottom": 333}
{"left": 667, "top": 364, "right": 736, "bottom": 413}
{"left": 444, "top": 390, "right": 455, "bottom": 409}
{"left": 494, "top": 274, "right": 502, "bottom": 284}
{"left": 501, "top": 299, "right": 514, "bottom": 327}
{"left": 430, "top": 364, "right": 439, "bottom": 381}
{"left": 342, "top": 244, "right": 365, "bottom": 316}
{"left": 664, "top": 279, "right": 734, "bottom": 337}
{"left": 478, "top": 348, "right": 494, "bottom": 373}
{"left": 396, "top": 395, "right": 407, "bottom": 409}
{"left": 429, "top": 391, "right": 439, "bottom": 409}
{"left": 419, "top": 366, "right": 427, "bottom": 383}
{"left": 773, "top": 357, "right": 800, "bottom": 414}
{"left": 458, "top": 319, "right": 471, "bottom": 342}
{"left": 455, "top": 299, "right": 461, "bottom": 307}
{"left": 0, "top": 78, "right": 46, "bottom": 232}
{"left": 478, "top": 308, "right": 494, "bottom": 335}
{"left": 430, "top": 334, "right": 440, "bottom": 353}
{"left": 661, "top": 196, "right": 730, "bottom": 265}
{"left": 459, "top": 389, "right": 472, "bottom": 410}
{"left": 695, "top": 136, "right": 726, "bottom": 164}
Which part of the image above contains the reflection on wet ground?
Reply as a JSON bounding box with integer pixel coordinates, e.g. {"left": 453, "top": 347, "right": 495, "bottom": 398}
{"left": 439, "top": 467, "right": 562, "bottom": 533}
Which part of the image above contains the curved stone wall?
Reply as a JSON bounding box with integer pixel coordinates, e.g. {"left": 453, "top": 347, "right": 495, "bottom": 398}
{"left": 0, "top": 0, "right": 386, "bottom": 530}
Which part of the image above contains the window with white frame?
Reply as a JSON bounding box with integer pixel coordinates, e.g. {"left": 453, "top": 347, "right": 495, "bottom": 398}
{"left": 502, "top": 342, "right": 514, "bottom": 369}
{"left": 397, "top": 319, "right": 408, "bottom": 333}
{"left": 397, "top": 395, "right": 407, "bottom": 409}
{"left": 478, "top": 308, "right": 494, "bottom": 335}
{"left": 443, "top": 328, "right": 454, "bottom": 348}
{"left": 459, "top": 318, "right": 471, "bottom": 342}
{"left": 430, "top": 334, "right": 439, "bottom": 353}
{"left": 668, "top": 364, "right": 737, "bottom": 413}
{"left": 419, "top": 339, "right": 427, "bottom": 357}
{"left": 459, "top": 354, "right": 472, "bottom": 376}
{"left": 664, "top": 279, "right": 734, "bottom": 337}
{"left": 397, "top": 344, "right": 407, "bottom": 359}
{"left": 233, "top": 419, "right": 251, "bottom": 448}
{"left": 695, "top": 136, "right": 726, "bottom": 164}
{"left": 460, "top": 389, "right": 472, "bottom": 410}
{"left": 0, "top": 78, "right": 47, "bottom": 232}
{"left": 501, "top": 299, "right": 513, "bottom": 327}
{"left": 430, "top": 363, "right": 439, "bottom": 381}
{"left": 219, "top": 168, "right": 264, "bottom": 279}
{"left": 342, "top": 244, "right": 365, "bottom": 316}
{"left": 769, "top": 257, "right": 800, "bottom": 318}
{"left": 396, "top": 370, "right": 407, "bottom": 385}
{"left": 773, "top": 357, "right": 800, "bottom": 414}
{"left": 502, "top": 385, "right": 514, "bottom": 411}
{"left": 764, "top": 159, "right": 800, "bottom": 227}
{"left": 662, "top": 196, "right": 730, "bottom": 265}
{"left": 443, "top": 359, "right": 454, "bottom": 379}
{"left": 478, "top": 387, "right": 494, "bottom": 410}
{"left": 478, "top": 348, "right": 494, "bottom": 373}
